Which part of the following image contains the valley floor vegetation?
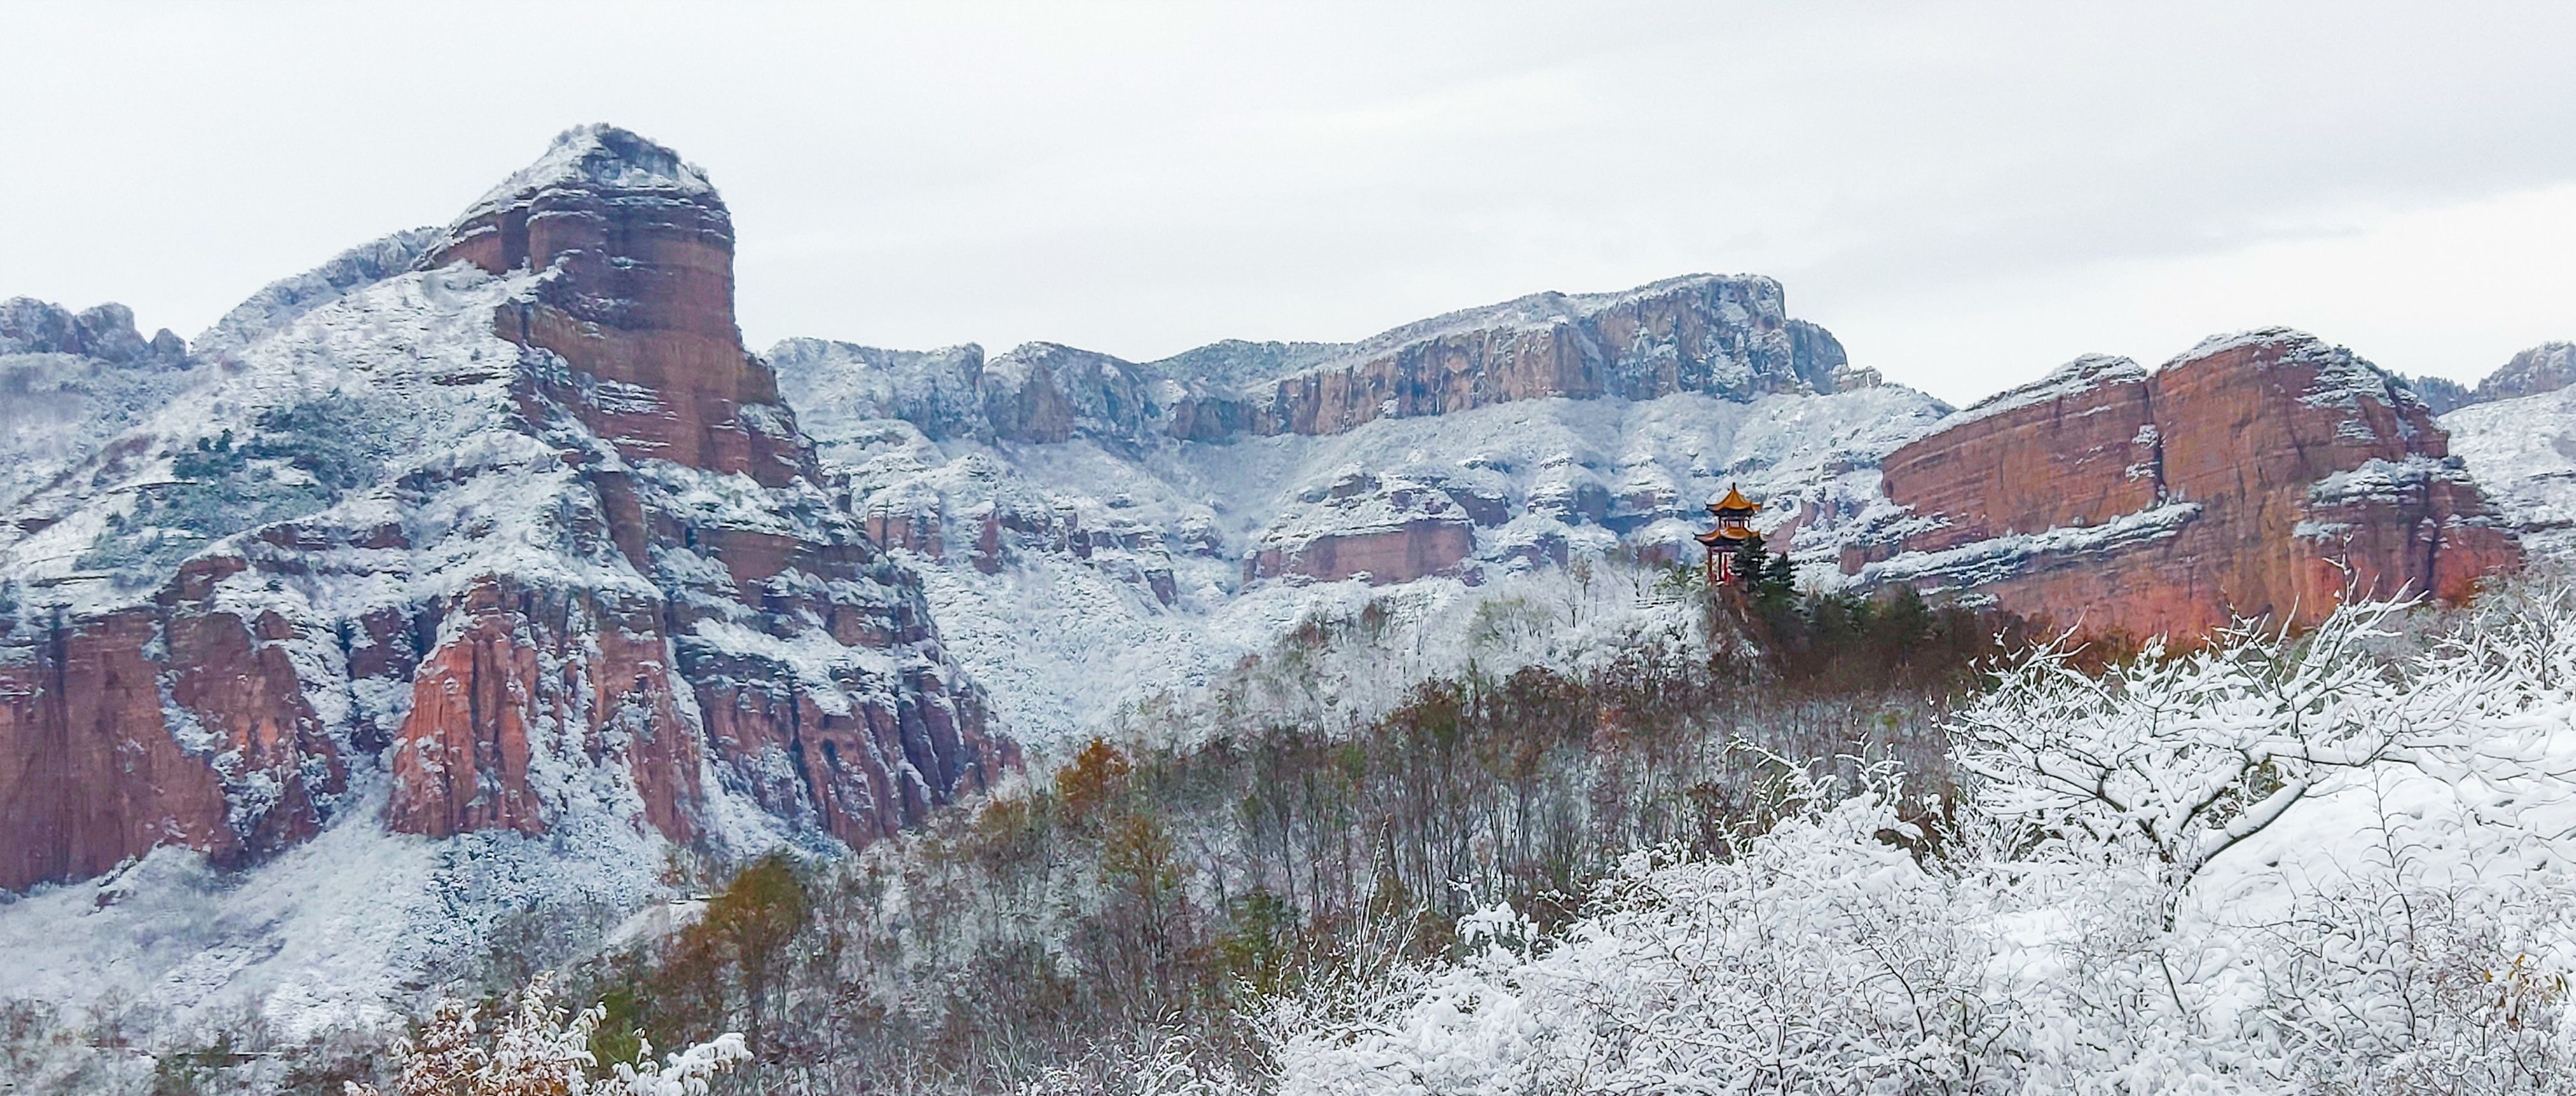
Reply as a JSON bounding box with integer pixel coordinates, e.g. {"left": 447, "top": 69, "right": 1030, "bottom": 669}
{"left": 15, "top": 560, "right": 2576, "bottom": 1095}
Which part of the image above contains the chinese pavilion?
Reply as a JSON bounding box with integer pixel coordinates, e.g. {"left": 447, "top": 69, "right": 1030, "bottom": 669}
{"left": 1694, "top": 485, "right": 1760, "bottom": 583}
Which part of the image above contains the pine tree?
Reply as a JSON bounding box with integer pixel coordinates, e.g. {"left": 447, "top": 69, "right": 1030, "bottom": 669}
{"left": 1759, "top": 551, "right": 1799, "bottom": 607}
{"left": 1729, "top": 534, "right": 1768, "bottom": 588}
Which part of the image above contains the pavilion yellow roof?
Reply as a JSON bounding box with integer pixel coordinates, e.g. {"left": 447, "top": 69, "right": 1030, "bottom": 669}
{"left": 1708, "top": 485, "right": 1758, "bottom": 514}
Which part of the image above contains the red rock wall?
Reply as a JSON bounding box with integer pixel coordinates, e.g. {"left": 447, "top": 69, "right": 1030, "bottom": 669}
{"left": 386, "top": 577, "right": 707, "bottom": 842}
{"left": 1866, "top": 332, "right": 2520, "bottom": 640}
{"left": 429, "top": 146, "right": 811, "bottom": 489}
{"left": 0, "top": 557, "right": 344, "bottom": 892}
{"left": 1876, "top": 358, "right": 2159, "bottom": 552}
{"left": 1248, "top": 519, "right": 1477, "bottom": 585}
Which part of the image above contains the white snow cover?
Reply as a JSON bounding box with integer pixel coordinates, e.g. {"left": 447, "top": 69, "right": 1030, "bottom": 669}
{"left": 1266, "top": 593, "right": 2576, "bottom": 1093}
{"left": 1854, "top": 500, "right": 2202, "bottom": 596}
{"left": 0, "top": 791, "right": 670, "bottom": 1043}
{"left": 190, "top": 229, "right": 441, "bottom": 362}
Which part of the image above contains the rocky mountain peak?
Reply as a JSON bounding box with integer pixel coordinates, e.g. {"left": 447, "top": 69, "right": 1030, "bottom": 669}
{"left": 2474, "top": 341, "right": 2576, "bottom": 404}
{"left": 422, "top": 123, "right": 803, "bottom": 485}
{"left": 449, "top": 123, "right": 716, "bottom": 229}
{"left": 0, "top": 296, "right": 187, "bottom": 367}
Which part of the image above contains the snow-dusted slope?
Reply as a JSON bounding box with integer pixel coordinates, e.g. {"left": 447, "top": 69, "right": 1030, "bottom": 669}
{"left": 0, "top": 299, "right": 198, "bottom": 516}
{"left": 0, "top": 261, "right": 688, "bottom": 1036}
{"left": 2445, "top": 384, "right": 2576, "bottom": 559}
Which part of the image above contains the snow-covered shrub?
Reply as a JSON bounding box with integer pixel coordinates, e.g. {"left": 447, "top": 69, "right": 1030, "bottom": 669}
{"left": 77, "top": 396, "right": 390, "bottom": 584}
{"left": 344, "top": 975, "right": 746, "bottom": 1096}
{"left": 1271, "top": 593, "right": 2576, "bottom": 1094}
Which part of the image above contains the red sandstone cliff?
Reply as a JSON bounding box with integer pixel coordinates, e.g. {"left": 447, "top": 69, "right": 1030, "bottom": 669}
{"left": 0, "top": 126, "right": 1011, "bottom": 892}
{"left": 1852, "top": 329, "right": 2521, "bottom": 639}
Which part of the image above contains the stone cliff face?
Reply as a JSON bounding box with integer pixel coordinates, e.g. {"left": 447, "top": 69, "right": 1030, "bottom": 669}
{"left": 1853, "top": 329, "right": 2521, "bottom": 639}
{"left": 1258, "top": 275, "right": 1852, "bottom": 436}
{"left": 0, "top": 554, "right": 341, "bottom": 890}
{"left": 0, "top": 126, "right": 1010, "bottom": 893}
{"left": 425, "top": 127, "right": 811, "bottom": 488}
{"left": 777, "top": 273, "right": 1865, "bottom": 459}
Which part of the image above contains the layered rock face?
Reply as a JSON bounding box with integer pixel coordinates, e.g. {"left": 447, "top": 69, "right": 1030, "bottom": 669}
{"left": 1853, "top": 329, "right": 2521, "bottom": 639}
{"left": 1259, "top": 277, "right": 1859, "bottom": 435}
{"left": 772, "top": 273, "right": 1908, "bottom": 595}
{"left": 426, "top": 127, "right": 809, "bottom": 488}
{"left": 0, "top": 126, "right": 1009, "bottom": 892}
{"left": 776, "top": 273, "right": 1868, "bottom": 456}
{"left": 1245, "top": 470, "right": 1489, "bottom": 584}
{"left": 0, "top": 554, "right": 341, "bottom": 890}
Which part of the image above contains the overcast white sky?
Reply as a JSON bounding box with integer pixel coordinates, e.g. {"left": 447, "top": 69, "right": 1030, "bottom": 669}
{"left": 3, "top": 2, "right": 2570, "bottom": 405}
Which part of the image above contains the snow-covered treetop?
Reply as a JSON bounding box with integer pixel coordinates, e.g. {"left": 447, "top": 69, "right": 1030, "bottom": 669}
{"left": 451, "top": 123, "right": 718, "bottom": 225}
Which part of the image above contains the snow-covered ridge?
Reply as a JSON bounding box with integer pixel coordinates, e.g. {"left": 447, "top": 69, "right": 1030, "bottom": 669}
{"left": 191, "top": 228, "right": 440, "bottom": 360}
{"left": 1936, "top": 352, "right": 2146, "bottom": 431}
{"left": 2444, "top": 384, "right": 2576, "bottom": 559}
{"left": 2475, "top": 341, "right": 2576, "bottom": 403}
{"left": 1326, "top": 272, "right": 1772, "bottom": 366}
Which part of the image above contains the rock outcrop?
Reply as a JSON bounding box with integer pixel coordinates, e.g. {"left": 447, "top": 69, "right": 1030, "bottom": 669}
{"left": 1, "top": 298, "right": 201, "bottom": 515}
{"left": 1851, "top": 329, "right": 2521, "bottom": 639}
{"left": 426, "top": 126, "right": 811, "bottom": 488}
{"left": 0, "top": 125, "right": 1011, "bottom": 892}
{"left": 2474, "top": 342, "right": 2576, "bottom": 404}
{"left": 1246, "top": 470, "right": 1489, "bottom": 585}
{"left": 1259, "top": 275, "right": 1855, "bottom": 436}
{"left": 0, "top": 298, "right": 188, "bottom": 367}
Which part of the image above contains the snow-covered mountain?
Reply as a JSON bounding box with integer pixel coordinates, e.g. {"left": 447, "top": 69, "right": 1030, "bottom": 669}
{"left": 0, "top": 298, "right": 195, "bottom": 515}
{"left": 0, "top": 126, "right": 1007, "bottom": 1032}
